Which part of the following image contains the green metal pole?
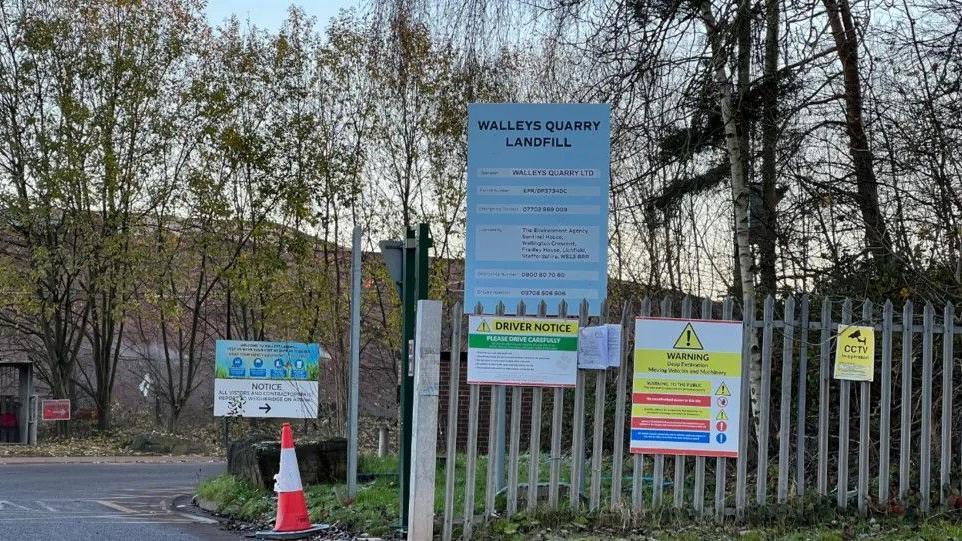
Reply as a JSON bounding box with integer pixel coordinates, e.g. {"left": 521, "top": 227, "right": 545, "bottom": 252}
{"left": 399, "top": 227, "right": 416, "bottom": 531}
{"left": 415, "top": 223, "right": 431, "bottom": 300}
{"left": 398, "top": 223, "right": 432, "bottom": 532}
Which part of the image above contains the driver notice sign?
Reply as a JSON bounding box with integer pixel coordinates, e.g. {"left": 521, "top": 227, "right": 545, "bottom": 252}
{"left": 467, "top": 315, "right": 579, "bottom": 387}
{"left": 213, "top": 340, "right": 321, "bottom": 419}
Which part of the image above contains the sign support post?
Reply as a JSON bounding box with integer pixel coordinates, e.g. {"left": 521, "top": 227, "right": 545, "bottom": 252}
{"left": 347, "top": 226, "right": 362, "bottom": 499}
{"left": 407, "top": 300, "right": 442, "bottom": 541}
{"left": 398, "top": 223, "right": 431, "bottom": 533}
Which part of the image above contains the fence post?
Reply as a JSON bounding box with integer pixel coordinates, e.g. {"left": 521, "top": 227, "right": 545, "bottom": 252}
{"left": 817, "top": 299, "right": 833, "bottom": 495}
{"left": 879, "top": 300, "right": 894, "bottom": 502}
{"left": 610, "top": 302, "right": 630, "bottom": 509}
{"left": 716, "top": 297, "right": 734, "bottom": 519}
{"left": 526, "top": 300, "right": 548, "bottom": 511}
{"left": 672, "top": 296, "right": 692, "bottom": 509}
{"left": 857, "top": 300, "right": 873, "bottom": 516}
{"left": 756, "top": 295, "right": 775, "bottom": 506}
{"left": 506, "top": 302, "right": 526, "bottom": 516}
{"left": 777, "top": 296, "right": 796, "bottom": 503}
{"left": 920, "top": 303, "right": 934, "bottom": 512}
{"left": 652, "top": 297, "right": 672, "bottom": 509}
{"left": 898, "top": 300, "right": 914, "bottom": 502}
{"left": 940, "top": 302, "right": 955, "bottom": 506}
{"left": 569, "top": 299, "right": 590, "bottom": 509}
{"left": 631, "top": 297, "right": 651, "bottom": 514}
{"left": 441, "top": 302, "right": 463, "bottom": 541}
{"left": 589, "top": 300, "right": 609, "bottom": 511}
{"left": 407, "top": 300, "right": 442, "bottom": 541}
{"left": 694, "top": 297, "right": 712, "bottom": 515}
{"left": 735, "top": 294, "right": 754, "bottom": 516}
{"left": 548, "top": 300, "right": 569, "bottom": 508}
{"left": 795, "top": 295, "right": 810, "bottom": 496}
{"left": 462, "top": 380, "right": 481, "bottom": 538}
{"left": 837, "top": 298, "right": 852, "bottom": 511}
{"left": 462, "top": 305, "right": 484, "bottom": 539}
{"left": 485, "top": 302, "right": 506, "bottom": 518}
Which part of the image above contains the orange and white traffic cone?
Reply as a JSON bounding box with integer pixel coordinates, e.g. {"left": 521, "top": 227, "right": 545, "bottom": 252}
{"left": 255, "top": 423, "right": 327, "bottom": 540}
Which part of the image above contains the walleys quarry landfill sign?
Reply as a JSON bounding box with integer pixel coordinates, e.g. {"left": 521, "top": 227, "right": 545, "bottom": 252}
{"left": 467, "top": 315, "right": 580, "bottom": 387}
{"left": 631, "top": 318, "right": 743, "bottom": 458}
{"left": 463, "top": 103, "right": 610, "bottom": 316}
{"left": 213, "top": 340, "right": 321, "bottom": 419}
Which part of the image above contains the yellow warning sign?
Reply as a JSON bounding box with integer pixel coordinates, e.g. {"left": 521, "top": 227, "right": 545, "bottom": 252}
{"left": 672, "top": 322, "right": 704, "bottom": 350}
{"left": 632, "top": 318, "right": 744, "bottom": 459}
{"left": 834, "top": 325, "right": 875, "bottom": 381}
{"left": 476, "top": 320, "right": 491, "bottom": 332}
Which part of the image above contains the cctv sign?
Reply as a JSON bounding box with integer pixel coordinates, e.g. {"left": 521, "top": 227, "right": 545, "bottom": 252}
{"left": 833, "top": 325, "right": 875, "bottom": 381}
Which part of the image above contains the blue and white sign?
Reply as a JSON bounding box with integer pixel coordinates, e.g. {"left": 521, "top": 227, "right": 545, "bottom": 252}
{"left": 464, "top": 103, "right": 610, "bottom": 316}
{"left": 213, "top": 340, "right": 321, "bottom": 419}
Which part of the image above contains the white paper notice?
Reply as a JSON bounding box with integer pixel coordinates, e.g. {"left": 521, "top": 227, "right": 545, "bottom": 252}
{"left": 578, "top": 325, "right": 609, "bottom": 370}
{"left": 605, "top": 324, "right": 623, "bottom": 368}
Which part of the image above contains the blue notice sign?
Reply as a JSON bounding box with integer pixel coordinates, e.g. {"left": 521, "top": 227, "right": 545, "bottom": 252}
{"left": 631, "top": 429, "right": 711, "bottom": 444}
{"left": 464, "top": 103, "right": 610, "bottom": 316}
{"left": 214, "top": 340, "right": 322, "bottom": 419}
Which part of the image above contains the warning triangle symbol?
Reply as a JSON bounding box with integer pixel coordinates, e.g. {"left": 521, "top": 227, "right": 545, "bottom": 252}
{"left": 476, "top": 320, "right": 491, "bottom": 332}
{"left": 715, "top": 382, "right": 731, "bottom": 396}
{"left": 716, "top": 409, "right": 729, "bottom": 421}
{"left": 672, "top": 322, "right": 704, "bottom": 350}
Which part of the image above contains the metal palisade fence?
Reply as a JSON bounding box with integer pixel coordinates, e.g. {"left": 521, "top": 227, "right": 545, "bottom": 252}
{"left": 437, "top": 295, "right": 960, "bottom": 540}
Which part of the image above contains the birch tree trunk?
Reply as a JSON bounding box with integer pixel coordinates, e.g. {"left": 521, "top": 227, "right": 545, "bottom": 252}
{"left": 698, "top": 1, "right": 762, "bottom": 432}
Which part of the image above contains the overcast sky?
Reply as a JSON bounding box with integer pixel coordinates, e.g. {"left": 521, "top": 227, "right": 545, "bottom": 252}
{"left": 204, "top": 0, "right": 361, "bottom": 30}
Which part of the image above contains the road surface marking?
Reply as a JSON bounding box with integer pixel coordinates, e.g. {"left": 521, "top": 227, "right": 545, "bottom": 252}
{"left": 95, "top": 500, "right": 141, "bottom": 514}
{"left": 176, "top": 512, "right": 218, "bottom": 524}
{"left": 35, "top": 501, "right": 58, "bottom": 512}
{"left": 118, "top": 487, "right": 193, "bottom": 492}
{"left": 0, "top": 514, "right": 164, "bottom": 521}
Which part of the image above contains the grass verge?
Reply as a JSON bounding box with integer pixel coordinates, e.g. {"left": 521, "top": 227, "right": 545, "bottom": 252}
{"left": 197, "top": 454, "right": 962, "bottom": 539}
{"left": 480, "top": 506, "right": 962, "bottom": 540}
{"left": 196, "top": 474, "right": 272, "bottom": 521}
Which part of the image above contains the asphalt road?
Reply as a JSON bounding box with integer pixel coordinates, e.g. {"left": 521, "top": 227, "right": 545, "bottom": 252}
{"left": 0, "top": 460, "right": 241, "bottom": 541}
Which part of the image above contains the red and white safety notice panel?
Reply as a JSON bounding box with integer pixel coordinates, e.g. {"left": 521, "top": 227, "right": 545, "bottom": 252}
{"left": 41, "top": 399, "right": 71, "bottom": 421}
{"left": 631, "top": 318, "right": 743, "bottom": 458}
